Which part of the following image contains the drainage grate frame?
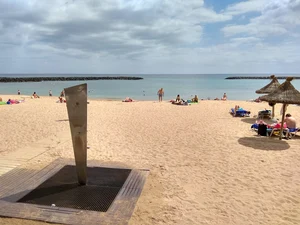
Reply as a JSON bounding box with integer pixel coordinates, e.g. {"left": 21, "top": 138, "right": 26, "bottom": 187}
{"left": 0, "top": 159, "right": 149, "bottom": 225}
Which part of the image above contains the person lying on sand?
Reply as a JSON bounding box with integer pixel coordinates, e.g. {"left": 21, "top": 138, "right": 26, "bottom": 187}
{"left": 122, "top": 97, "right": 134, "bottom": 102}
{"left": 254, "top": 97, "right": 261, "bottom": 103}
{"left": 58, "top": 97, "right": 66, "bottom": 103}
{"left": 7, "top": 99, "right": 20, "bottom": 104}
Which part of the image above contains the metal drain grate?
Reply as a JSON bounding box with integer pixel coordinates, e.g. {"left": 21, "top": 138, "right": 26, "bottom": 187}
{"left": 17, "top": 165, "right": 131, "bottom": 212}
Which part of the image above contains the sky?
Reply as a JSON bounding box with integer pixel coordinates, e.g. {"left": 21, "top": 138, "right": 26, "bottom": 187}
{"left": 0, "top": 0, "right": 300, "bottom": 74}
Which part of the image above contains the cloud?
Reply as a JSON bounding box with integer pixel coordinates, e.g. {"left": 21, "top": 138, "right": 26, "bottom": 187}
{"left": 222, "top": 0, "right": 300, "bottom": 37}
{"left": 0, "top": 0, "right": 299, "bottom": 74}
{"left": 0, "top": 0, "right": 231, "bottom": 60}
{"left": 224, "top": 0, "right": 268, "bottom": 16}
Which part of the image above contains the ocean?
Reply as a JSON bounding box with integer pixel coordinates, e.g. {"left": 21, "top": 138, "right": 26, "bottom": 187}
{"left": 0, "top": 74, "right": 299, "bottom": 101}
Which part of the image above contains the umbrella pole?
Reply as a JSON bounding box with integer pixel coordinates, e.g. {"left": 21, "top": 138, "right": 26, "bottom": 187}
{"left": 272, "top": 105, "right": 275, "bottom": 118}
{"left": 279, "top": 103, "right": 286, "bottom": 140}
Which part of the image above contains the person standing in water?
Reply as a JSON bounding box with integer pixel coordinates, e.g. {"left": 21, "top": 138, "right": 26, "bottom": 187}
{"left": 49, "top": 90, "right": 52, "bottom": 96}
{"left": 17, "top": 90, "right": 20, "bottom": 95}
{"left": 157, "top": 88, "right": 164, "bottom": 102}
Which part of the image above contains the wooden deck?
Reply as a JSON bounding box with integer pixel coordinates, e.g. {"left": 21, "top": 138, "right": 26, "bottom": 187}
{"left": 0, "top": 159, "right": 149, "bottom": 225}
{"left": 0, "top": 132, "right": 71, "bottom": 176}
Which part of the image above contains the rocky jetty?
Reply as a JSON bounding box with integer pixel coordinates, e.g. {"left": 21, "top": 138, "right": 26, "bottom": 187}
{"left": 226, "top": 76, "right": 300, "bottom": 79}
{"left": 0, "top": 76, "right": 143, "bottom": 83}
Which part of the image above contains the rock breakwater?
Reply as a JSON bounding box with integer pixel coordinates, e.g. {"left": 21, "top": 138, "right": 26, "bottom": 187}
{"left": 0, "top": 76, "right": 143, "bottom": 83}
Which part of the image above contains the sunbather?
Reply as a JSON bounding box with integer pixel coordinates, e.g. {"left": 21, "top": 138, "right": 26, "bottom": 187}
{"left": 254, "top": 98, "right": 261, "bottom": 103}
{"left": 284, "top": 114, "right": 296, "bottom": 129}
{"left": 32, "top": 92, "right": 40, "bottom": 98}
{"left": 122, "top": 97, "right": 134, "bottom": 102}
{"left": 232, "top": 105, "right": 250, "bottom": 117}
{"left": 175, "top": 95, "right": 181, "bottom": 103}
{"left": 221, "top": 93, "right": 227, "bottom": 101}
{"left": 7, "top": 99, "right": 20, "bottom": 104}
{"left": 191, "top": 95, "right": 198, "bottom": 103}
{"left": 58, "top": 97, "right": 66, "bottom": 103}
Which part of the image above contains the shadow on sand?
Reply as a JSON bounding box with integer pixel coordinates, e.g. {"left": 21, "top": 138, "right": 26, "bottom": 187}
{"left": 238, "top": 136, "right": 290, "bottom": 151}
{"left": 240, "top": 118, "right": 257, "bottom": 124}
{"left": 55, "top": 119, "right": 69, "bottom": 122}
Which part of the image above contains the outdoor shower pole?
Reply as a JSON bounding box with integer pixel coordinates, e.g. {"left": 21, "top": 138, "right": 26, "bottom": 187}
{"left": 64, "top": 84, "right": 88, "bottom": 185}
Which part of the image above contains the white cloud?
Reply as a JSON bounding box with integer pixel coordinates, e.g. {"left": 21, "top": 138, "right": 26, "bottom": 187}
{"left": 222, "top": 0, "right": 300, "bottom": 37}
{"left": 224, "top": 0, "right": 268, "bottom": 15}
{"left": 0, "top": 0, "right": 232, "bottom": 60}
{"left": 0, "top": 0, "right": 300, "bottom": 73}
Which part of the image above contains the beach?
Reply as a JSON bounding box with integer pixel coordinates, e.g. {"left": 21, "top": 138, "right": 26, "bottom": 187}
{"left": 0, "top": 95, "right": 300, "bottom": 225}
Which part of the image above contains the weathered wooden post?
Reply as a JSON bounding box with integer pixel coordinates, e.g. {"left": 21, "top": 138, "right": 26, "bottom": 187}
{"left": 64, "top": 84, "right": 87, "bottom": 185}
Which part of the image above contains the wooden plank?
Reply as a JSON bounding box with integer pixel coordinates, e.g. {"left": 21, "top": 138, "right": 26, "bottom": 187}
{"left": 65, "top": 84, "right": 88, "bottom": 185}
{"left": 0, "top": 159, "right": 149, "bottom": 225}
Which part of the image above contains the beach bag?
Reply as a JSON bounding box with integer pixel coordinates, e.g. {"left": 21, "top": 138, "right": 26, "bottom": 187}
{"left": 258, "top": 124, "right": 267, "bottom": 136}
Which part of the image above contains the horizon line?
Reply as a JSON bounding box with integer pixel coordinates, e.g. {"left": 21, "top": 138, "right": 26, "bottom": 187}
{"left": 0, "top": 73, "right": 299, "bottom": 75}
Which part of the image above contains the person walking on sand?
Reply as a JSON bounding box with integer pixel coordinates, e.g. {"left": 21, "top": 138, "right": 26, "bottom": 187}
{"left": 157, "top": 88, "right": 164, "bottom": 102}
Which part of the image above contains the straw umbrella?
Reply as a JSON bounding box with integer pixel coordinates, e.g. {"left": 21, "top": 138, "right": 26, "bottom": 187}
{"left": 256, "top": 75, "right": 280, "bottom": 118}
{"left": 260, "top": 77, "right": 300, "bottom": 140}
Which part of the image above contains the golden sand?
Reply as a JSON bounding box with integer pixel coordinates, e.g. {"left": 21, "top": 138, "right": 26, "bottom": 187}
{"left": 0, "top": 95, "right": 300, "bottom": 225}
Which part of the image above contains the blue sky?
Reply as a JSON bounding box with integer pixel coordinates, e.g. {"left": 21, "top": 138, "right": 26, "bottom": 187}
{"left": 0, "top": 0, "right": 300, "bottom": 74}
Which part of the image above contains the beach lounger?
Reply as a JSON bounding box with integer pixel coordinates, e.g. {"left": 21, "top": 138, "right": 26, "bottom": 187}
{"left": 251, "top": 123, "right": 258, "bottom": 130}
{"left": 231, "top": 108, "right": 250, "bottom": 117}
{"left": 288, "top": 128, "right": 299, "bottom": 139}
{"left": 268, "top": 128, "right": 289, "bottom": 137}
{"left": 258, "top": 110, "right": 271, "bottom": 119}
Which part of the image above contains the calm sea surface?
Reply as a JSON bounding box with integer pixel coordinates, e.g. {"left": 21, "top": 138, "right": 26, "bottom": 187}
{"left": 0, "top": 74, "right": 299, "bottom": 101}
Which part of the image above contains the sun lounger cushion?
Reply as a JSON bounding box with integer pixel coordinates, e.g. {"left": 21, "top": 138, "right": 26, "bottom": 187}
{"left": 288, "top": 128, "right": 298, "bottom": 132}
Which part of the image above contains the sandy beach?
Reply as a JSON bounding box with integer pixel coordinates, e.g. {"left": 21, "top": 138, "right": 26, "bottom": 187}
{"left": 0, "top": 95, "right": 300, "bottom": 225}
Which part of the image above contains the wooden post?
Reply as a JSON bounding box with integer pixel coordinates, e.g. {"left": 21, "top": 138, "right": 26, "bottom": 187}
{"left": 279, "top": 103, "right": 286, "bottom": 140}
{"left": 64, "top": 84, "right": 87, "bottom": 185}
{"left": 272, "top": 105, "right": 275, "bottom": 118}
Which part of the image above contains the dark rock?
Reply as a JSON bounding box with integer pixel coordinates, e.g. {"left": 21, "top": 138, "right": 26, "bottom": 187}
{"left": 226, "top": 76, "right": 300, "bottom": 79}
{"left": 0, "top": 76, "right": 143, "bottom": 83}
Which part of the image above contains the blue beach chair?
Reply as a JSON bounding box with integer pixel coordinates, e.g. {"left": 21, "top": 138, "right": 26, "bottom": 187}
{"left": 231, "top": 108, "right": 251, "bottom": 117}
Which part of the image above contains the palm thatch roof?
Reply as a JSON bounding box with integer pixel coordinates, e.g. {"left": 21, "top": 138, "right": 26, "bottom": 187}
{"left": 260, "top": 77, "right": 300, "bottom": 104}
{"left": 256, "top": 75, "right": 280, "bottom": 94}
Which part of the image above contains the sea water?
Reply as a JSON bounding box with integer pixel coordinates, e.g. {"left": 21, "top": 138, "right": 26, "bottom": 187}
{"left": 0, "top": 74, "right": 299, "bottom": 101}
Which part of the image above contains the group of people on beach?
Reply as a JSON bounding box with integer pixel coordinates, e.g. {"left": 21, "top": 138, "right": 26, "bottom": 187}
{"left": 156, "top": 88, "right": 225, "bottom": 103}
{"left": 28, "top": 90, "right": 66, "bottom": 102}
{"left": 256, "top": 113, "right": 297, "bottom": 139}
{"left": 214, "top": 93, "right": 227, "bottom": 101}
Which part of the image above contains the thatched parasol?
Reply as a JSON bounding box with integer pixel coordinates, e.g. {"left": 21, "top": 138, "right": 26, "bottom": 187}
{"left": 260, "top": 77, "right": 300, "bottom": 140}
{"left": 256, "top": 75, "right": 281, "bottom": 118}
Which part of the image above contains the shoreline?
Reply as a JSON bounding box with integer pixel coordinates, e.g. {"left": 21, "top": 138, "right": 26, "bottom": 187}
{"left": 0, "top": 94, "right": 261, "bottom": 102}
